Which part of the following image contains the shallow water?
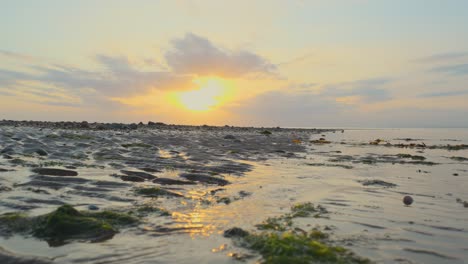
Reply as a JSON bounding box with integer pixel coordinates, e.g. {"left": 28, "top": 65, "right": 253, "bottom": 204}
{"left": 0, "top": 126, "right": 467, "bottom": 263}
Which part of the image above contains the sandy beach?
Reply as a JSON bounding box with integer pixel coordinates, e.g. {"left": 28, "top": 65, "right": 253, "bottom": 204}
{"left": 0, "top": 121, "right": 466, "bottom": 263}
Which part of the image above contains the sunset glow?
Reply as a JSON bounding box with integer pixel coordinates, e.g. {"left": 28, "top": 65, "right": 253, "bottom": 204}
{"left": 176, "top": 77, "right": 233, "bottom": 112}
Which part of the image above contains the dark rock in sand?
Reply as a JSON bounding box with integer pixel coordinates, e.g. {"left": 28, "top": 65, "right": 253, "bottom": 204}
{"left": 139, "top": 167, "right": 162, "bottom": 173}
{"left": 88, "top": 205, "right": 99, "bottom": 210}
{"left": 0, "top": 146, "right": 15, "bottom": 155}
{"left": 120, "top": 175, "right": 145, "bottom": 182}
{"left": 0, "top": 186, "right": 12, "bottom": 192}
{"left": 224, "top": 135, "right": 237, "bottom": 140}
{"left": 120, "top": 170, "right": 157, "bottom": 180}
{"left": 359, "top": 179, "right": 397, "bottom": 188}
{"left": 31, "top": 168, "right": 78, "bottom": 177}
{"left": 179, "top": 173, "right": 230, "bottom": 186}
{"left": 152, "top": 178, "right": 197, "bottom": 185}
{"left": 34, "top": 149, "right": 48, "bottom": 156}
{"left": 32, "top": 175, "right": 89, "bottom": 184}
{"left": 80, "top": 121, "right": 90, "bottom": 128}
{"left": 403, "top": 196, "right": 413, "bottom": 205}
{"left": 223, "top": 227, "right": 249, "bottom": 238}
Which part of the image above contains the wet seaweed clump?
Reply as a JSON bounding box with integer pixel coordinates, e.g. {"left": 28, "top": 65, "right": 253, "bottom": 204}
{"left": 369, "top": 139, "right": 385, "bottom": 145}
{"left": 0, "top": 205, "right": 138, "bottom": 245}
{"left": 134, "top": 187, "right": 183, "bottom": 198}
{"left": 291, "top": 202, "right": 328, "bottom": 218}
{"left": 135, "top": 205, "right": 171, "bottom": 216}
{"left": 311, "top": 138, "right": 331, "bottom": 144}
{"left": 225, "top": 202, "right": 369, "bottom": 264}
{"left": 449, "top": 156, "right": 468, "bottom": 162}
{"left": 396, "top": 154, "right": 426, "bottom": 161}
{"left": 456, "top": 198, "right": 468, "bottom": 208}
{"left": 256, "top": 203, "right": 328, "bottom": 231}
{"left": 259, "top": 130, "right": 272, "bottom": 135}
{"left": 239, "top": 231, "right": 370, "bottom": 264}
{"left": 359, "top": 179, "right": 397, "bottom": 188}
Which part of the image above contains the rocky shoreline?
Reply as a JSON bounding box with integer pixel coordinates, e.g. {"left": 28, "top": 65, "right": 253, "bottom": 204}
{"left": 0, "top": 120, "right": 336, "bottom": 133}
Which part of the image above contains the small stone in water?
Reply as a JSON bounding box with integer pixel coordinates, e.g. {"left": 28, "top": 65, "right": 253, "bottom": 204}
{"left": 403, "top": 196, "right": 413, "bottom": 205}
{"left": 88, "top": 205, "right": 99, "bottom": 210}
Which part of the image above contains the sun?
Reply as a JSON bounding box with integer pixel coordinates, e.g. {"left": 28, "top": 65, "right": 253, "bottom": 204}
{"left": 176, "top": 77, "right": 233, "bottom": 111}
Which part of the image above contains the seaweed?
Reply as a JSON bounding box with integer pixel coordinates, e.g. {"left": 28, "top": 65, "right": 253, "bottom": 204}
{"left": 396, "top": 154, "right": 426, "bottom": 160}
{"left": 291, "top": 202, "right": 328, "bottom": 218}
{"left": 306, "top": 163, "right": 353, "bottom": 169}
{"left": 448, "top": 156, "right": 468, "bottom": 162}
{"left": 134, "top": 187, "right": 183, "bottom": 198}
{"left": 225, "top": 202, "right": 370, "bottom": 264}
{"left": 0, "top": 205, "right": 138, "bottom": 244}
{"left": 241, "top": 231, "right": 370, "bottom": 264}
{"left": 135, "top": 205, "right": 171, "bottom": 216}
{"left": 260, "top": 130, "right": 272, "bottom": 135}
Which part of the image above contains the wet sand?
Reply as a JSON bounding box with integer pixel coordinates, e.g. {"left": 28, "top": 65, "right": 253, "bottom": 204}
{"left": 0, "top": 122, "right": 467, "bottom": 263}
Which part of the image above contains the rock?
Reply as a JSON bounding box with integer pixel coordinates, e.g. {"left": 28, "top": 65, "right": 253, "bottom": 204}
{"left": 139, "top": 167, "right": 162, "bottom": 173}
{"left": 120, "top": 170, "right": 157, "bottom": 180}
{"left": 179, "top": 173, "right": 230, "bottom": 186}
{"left": 403, "top": 196, "right": 413, "bottom": 205}
{"left": 80, "top": 121, "right": 90, "bottom": 128}
{"left": 120, "top": 175, "right": 145, "bottom": 182}
{"left": 0, "top": 146, "right": 15, "bottom": 154}
{"left": 223, "top": 227, "right": 249, "bottom": 238}
{"left": 224, "top": 135, "right": 237, "bottom": 140}
{"left": 128, "top": 123, "right": 138, "bottom": 130}
{"left": 88, "top": 205, "right": 99, "bottom": 210}
{"left": 34, "top": 149, "right": 48, "bottom": 156}
{"left": 152, "top": 178, "right": 197, "bottom": 185}
{"left": 31, "top": 168, "right": 78, "bottom": 177}
{"left": 359, "top": 179, "right": 397, "bottom": 188}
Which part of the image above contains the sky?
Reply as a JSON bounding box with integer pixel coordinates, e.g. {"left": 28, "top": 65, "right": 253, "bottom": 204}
{"left": 1, "top": 0, "right": 468, "bottom": 128}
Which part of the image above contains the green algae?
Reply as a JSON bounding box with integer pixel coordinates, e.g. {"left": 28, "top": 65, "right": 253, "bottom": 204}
{"left": 0, "top": 205, "right": 138, "bottom": 244}
{"left": 260, "top": 130, "right": 272, "bottom": 135}
{"left": 242, "top": 231, "right": 370, "bottom": 264}
{"left": 135, "top": 205, "right": 171, "bottom": 216}
{"left": 0, "top": 212, "right": 30, "bottom": 235}
{"left": 256, "top": 216, "right": 293, "bottom": 231}
{"left": 225, "top": 202, "right": 370, "bottom": 264}
{"left": 291, "top": 202, "right": 328, "bottom": 218}
{"left": 135, "top": 187, "right": 183, "bottom": 198}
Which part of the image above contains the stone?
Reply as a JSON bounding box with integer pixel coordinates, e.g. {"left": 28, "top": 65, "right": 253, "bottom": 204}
{"left": 31, "top": 168, "right": 78, "bottom": 177}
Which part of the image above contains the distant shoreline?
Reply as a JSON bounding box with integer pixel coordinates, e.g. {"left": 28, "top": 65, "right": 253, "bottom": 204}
{"left": 0, "top": 119, "right": 339, "bottom": 133}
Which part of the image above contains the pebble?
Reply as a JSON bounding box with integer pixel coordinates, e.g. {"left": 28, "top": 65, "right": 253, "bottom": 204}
{"left": 88, "top": 205, "right": 99, "bottom": 210}
{"left": 403, "top": 195, "right": 413, "bottom": 206}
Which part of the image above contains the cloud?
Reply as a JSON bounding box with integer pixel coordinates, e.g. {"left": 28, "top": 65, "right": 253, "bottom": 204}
{"left": 418, "top": 89, "right": 468, "bottom": 98}
{"left": 0, "top": 33, "right": 280, "bottom": 110}
{"left": 415, "top": 52, "right": 468, "bottom": 63}
{"left": 228, "top": 90, "right": 346, "bottom": 126}
{"left": 322, "top": 78, "right": 392, "bottom": 103}
{"left": 165, "top": 33, "right": 277, "bottom": 78}
{"left": 430, "top": 63, "right": 468, "bottom": 76}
